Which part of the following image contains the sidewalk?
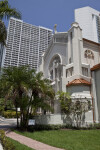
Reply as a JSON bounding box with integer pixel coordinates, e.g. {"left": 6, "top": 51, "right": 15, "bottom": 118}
{"left": 6, "top": 131, "right": 64, "bottom": 150}
{"left": 0, "top": 118, "right": 17, "bottom": 130}
{"left": 0, "top": 143, "right": 3, "bottom": 150}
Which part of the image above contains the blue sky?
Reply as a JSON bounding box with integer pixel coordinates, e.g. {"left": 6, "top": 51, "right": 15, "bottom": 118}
{"left": 8, "top": 0, "right": 100, "bottom": 32}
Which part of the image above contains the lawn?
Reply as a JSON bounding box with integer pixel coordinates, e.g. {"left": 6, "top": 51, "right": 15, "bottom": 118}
{"left": 15, "top": 129, "right": 100, "bottom": 150}
{"left": 7, "top": 137, "right": 34, "bottom": 150}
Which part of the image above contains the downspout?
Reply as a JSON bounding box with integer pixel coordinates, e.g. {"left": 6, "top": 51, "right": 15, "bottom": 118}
{"left": 90, "top": 72, "right": 95, "bottom": 123}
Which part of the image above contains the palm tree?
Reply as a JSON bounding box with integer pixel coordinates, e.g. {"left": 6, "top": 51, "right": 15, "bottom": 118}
{"left": 0, "top": 66, "right": 31, "bottom": 128}
{"left": 0, "top": 66, "right": 55, "bottom": 129}
{"left": 29, "top": 72, "right": 55, "bottom": 114}
{"left": 23, "top": 71, "right": 55, "bottom": 128}
{"left": 0, "top": 20, "right": 7, "bottom": 45}
{"left": 0, "top": 0, "right": 21, "bottom": 45}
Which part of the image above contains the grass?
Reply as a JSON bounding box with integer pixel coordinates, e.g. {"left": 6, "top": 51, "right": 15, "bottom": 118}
{"left": 15, "top": 129, "right": 100, "bottom": 150}
{"left": 7, "top": 137, "right": 34, "bottom": 150}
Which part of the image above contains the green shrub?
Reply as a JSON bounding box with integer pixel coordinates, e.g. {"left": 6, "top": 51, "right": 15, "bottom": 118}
{"left": 0, "top": 130, "right": 15, "bottom": 150}
{"left": 94, "top": 123, "right": 100, "bottom": 129}
{"left": 27, "top": 123, "right": 100, "bottom": 131}
{"left": 0, "top": 98, "right": 5, "bottom": 115}
{"left": 2, "top": 110, "right": 20, "bottom": 118}
{"left": 88, "top": 123, "right": 100, "bottom": 129}
{"left": 27, "top": 124, "right": 72, "bottom": 131}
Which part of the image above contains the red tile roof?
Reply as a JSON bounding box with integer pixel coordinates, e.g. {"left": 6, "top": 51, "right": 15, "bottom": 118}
{"left": 67, "top": 78, "right": 91, "bottom": 87}
{"left": 91, "top": 63, "right": 100, "bottom": 71}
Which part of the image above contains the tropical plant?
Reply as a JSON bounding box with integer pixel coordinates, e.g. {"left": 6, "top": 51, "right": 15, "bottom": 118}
{"left": 0, "top": 20, "right": 7, "bottom": 45}
{"left": 71, "top": 99, "right": 92, "bottom": 127}
{"left": 0, "top": 98, "right": 5, "bottom": 114}
{"left": 0, "top": 0, "right": 21, "bottom": 45}
{"left": 0, "top": 130, "right": 15, "bottom": 150}
{"left": 0, "top": 66, "right": 55, "bottom": 129}
{"left": 0, "top": 66, "right": 31, "bottom": 127}
{"left": 57, "top": 91, "right": 92, "bottom": 127}
{"left": 29, "top": 72, "right": 54, "bottom": 114}
{"left": 21, "top": 71, "right": 55, "bottom": 128}
{"left": 0, "top": 0, "right": 21, "bottom": 20}
{"left": 57, "top": 91, "right": 71, "bottom": 114}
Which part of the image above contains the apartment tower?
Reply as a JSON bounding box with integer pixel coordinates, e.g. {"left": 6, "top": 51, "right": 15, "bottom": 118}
{"left": 2, "top": 17, "right": 52, "bottom": 70}
{"left": 75, "top": 6, "right": 100, "bottom": 43}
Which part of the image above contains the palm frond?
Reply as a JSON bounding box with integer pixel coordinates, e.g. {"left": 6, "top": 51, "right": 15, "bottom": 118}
{"left": 0, "top": 20, "right": 7, "bottom": 45}
{"left": 0, "top": 0, "right": 21, "bottom": 20}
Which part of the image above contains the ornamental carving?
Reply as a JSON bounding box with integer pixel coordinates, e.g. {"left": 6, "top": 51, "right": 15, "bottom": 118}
{"left": 84, "top": 50, "right": 94, "bottom": 59}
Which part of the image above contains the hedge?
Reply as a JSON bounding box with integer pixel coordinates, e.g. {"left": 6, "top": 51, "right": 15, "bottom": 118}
{"left": 27, "top": 123, "right": 100, "bottom": 131}
{"left": 27, "top": 124, "right": 72, "bottom": 131}
{"left": 0, "top": 130, "right": 15, "bottom": 150}
{"left": 2, "top": 110, "right": 20, "bottom": 118}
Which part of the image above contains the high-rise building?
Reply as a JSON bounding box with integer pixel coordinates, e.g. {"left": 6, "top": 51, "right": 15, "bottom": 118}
{"left": 2, "top": 17, "right": 52, "bottom": 70}
{"left": 75, "top": 6, "right": 100, "bottom": 43}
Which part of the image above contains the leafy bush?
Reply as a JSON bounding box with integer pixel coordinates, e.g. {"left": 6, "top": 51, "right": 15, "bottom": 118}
{"left": 0, "top": 98, "right": 5, "bottom": 115}
{"left": 2, "top": 110, "right": 20, "bottom": 118}
{"left": 0, "top": 130, "right": 15, "bottom": 150}
{"left": 69, "top": 123, "right": 100, "bottom": 130}
{"left": 93, "top": 123, "right": 100, "bottom": 129}
{"left": 88, "top": 123, "right": 100, "bottom": 129}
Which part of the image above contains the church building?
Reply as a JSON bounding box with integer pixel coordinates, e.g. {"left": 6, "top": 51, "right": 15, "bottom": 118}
{"left": 37, "top": 22, "right": 100, "bottom": 126}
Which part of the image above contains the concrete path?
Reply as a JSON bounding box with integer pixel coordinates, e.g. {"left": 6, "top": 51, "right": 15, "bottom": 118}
{"left": 6, "top": 131, "right": 64, "bottom": 150}
{"left": 0, "top": 117, "right": 17, "bottom": 129}
{"left": 0, "top": 143, "right": 3, "bottom": 150}
{"left": 0, "top": 118, "right": 64, "bottom": 150}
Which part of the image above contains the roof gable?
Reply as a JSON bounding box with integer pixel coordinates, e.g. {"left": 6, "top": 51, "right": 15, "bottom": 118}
{"left": 67, "top": 78, "right": 91, "bottom": 87}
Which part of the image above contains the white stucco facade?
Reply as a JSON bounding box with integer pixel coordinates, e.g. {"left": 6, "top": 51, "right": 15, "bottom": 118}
{"left": 38, "top": 22, "right": 100, "bottom": 126}
{"left": 75, "top": 6, "right": 100, "bottom": 43}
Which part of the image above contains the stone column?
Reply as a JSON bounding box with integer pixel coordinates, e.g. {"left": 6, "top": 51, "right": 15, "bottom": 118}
{"left": 53, "top": 61, "right": 55, "bottom": 80}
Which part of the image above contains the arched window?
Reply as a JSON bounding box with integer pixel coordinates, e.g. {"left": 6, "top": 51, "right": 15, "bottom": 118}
{"left": 49, "top": 54, "right": 61, "bottom": 80}
{"left": 49, "top": 54, "right": 61, "bottom": 70}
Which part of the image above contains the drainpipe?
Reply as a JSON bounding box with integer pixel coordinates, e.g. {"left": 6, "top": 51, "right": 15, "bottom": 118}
{"left": 90, "top": 72, "right": 95, "bottom": 123}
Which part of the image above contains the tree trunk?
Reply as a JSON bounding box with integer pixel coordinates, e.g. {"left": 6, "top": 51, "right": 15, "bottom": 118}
{"left": 20, "top": 110, "right": 23, "bottom": 128}
{"left": 15, "top": 107, "right": 19, "bottom": 128}
{"left": 25, "top": 95, "right": 33, "bottom": 129}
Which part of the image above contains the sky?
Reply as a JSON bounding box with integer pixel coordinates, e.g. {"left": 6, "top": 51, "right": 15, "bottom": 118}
{"left": 6, "top": 0, "right": 100, "bottom": 32}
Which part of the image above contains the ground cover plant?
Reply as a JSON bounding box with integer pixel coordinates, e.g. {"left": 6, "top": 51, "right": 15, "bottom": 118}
{"left": 0, "top": 130, "right": 15, "bottom": 150}
{"left": 7, "top": 137, "right": 34, "bottom": 150}
{"left": 15, "top": 129, "right": 100, "bottom": 150}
